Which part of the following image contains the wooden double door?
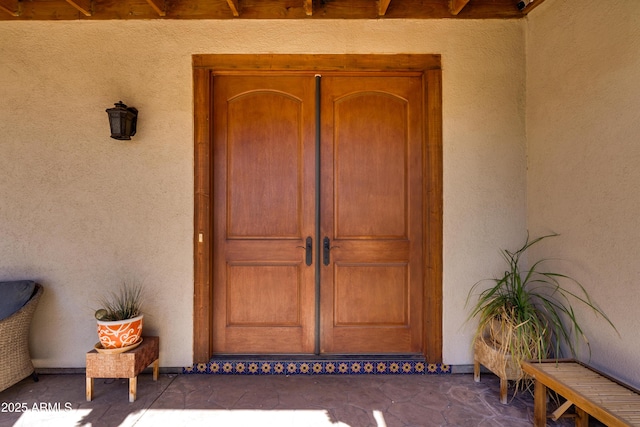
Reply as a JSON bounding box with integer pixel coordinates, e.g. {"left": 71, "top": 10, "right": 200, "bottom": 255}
{"left": 212, "top": 72, "right": 425, "bottom": 355}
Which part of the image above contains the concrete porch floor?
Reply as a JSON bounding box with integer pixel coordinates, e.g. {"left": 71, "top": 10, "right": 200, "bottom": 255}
{"left": 0, "top": 372, "right": 598, "bottom": 427}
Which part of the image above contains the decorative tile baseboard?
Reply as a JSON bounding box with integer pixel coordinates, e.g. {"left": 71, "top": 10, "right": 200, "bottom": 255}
{"left": 183, "top": 358, "right": 451, "bottom": 375}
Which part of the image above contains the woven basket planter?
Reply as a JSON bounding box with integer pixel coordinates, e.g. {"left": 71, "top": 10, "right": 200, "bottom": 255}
{"left": 474, "top": 335, "right": 523, "bottom": 381}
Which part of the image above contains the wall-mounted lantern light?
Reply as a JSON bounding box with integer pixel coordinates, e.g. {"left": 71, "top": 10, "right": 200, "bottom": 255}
{"left": 106, "top": 101, "right": 138, "bottom": 140}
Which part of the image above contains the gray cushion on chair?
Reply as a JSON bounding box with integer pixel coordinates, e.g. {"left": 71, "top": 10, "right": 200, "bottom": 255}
{"left": 0, "top": 281, "right": 36, "bottom": 320}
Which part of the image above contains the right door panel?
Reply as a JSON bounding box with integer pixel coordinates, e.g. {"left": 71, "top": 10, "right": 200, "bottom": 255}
{"left": 319, "top": 75, "right": 425, "bottom": 354}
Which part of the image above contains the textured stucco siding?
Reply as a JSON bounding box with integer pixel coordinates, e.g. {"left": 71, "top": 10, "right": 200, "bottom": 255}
{"left": 1, "top": 19, "right": 526, "bottom": 368}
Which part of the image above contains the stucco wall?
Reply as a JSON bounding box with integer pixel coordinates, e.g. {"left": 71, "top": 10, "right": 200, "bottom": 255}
{"left": 0, "top": 19, "right": 526, "bottom": 368}
{"left": 527, "top": 0, "right": 640, "bottom": 387}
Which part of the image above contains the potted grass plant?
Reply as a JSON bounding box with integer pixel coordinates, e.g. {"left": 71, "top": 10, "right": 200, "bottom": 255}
{"left": 94, "top": 282, "right": 144, "bottom": 350}
{"left": 466, "top": 233, "right": 616, "bottom": 387}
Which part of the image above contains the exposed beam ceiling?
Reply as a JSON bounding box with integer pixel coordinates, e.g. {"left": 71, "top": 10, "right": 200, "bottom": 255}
{"left": 0, "top": 0, "right": 547, "bottom": 20}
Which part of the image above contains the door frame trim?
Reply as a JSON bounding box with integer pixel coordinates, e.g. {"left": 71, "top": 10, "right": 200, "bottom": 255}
{"left": 192, "top": 54, "right": 443, "bottom": 363}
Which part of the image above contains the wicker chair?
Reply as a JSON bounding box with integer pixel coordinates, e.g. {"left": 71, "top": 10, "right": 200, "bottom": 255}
{"left": 0, "top": 283, "right": 43, "bottom": 392}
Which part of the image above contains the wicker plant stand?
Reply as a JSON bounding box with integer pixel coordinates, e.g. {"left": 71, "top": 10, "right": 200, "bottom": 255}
{"left": 86, "top": 336, "right": 159, "bottom": 403}
{"left": 474, "top": 335, "right": 522, "bottom": 404}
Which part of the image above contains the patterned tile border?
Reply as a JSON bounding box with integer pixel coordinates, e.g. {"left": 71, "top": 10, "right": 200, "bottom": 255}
{"left": 183, "top": 359, "right": 451, "bottom": 375}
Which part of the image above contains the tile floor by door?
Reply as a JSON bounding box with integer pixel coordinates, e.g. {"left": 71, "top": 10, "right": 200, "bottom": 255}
{"left": 0, "top": 372, "right": 603, "bottom": 427}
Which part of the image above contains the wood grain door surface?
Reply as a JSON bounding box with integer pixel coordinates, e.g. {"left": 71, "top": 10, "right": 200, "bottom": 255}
{"left": 212, "top": 73, "right": 423, "bottom": 355}
{"left": 319, "top": 76, "right": 424, "bottom": 354}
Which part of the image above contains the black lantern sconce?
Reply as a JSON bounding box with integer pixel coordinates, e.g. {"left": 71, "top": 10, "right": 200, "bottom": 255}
{"left": 106, "top": 101, "right": 138, "bottom": 140}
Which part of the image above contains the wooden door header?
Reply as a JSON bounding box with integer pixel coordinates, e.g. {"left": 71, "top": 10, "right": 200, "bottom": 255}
{"left": 193, "top": 54, "right": 441, "bottom": 72}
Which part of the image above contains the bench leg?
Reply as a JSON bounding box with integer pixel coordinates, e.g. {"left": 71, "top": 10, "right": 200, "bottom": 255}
{"left": 533, "top": 380, "right": 547, "bottom": 427}
{"left": 575, "top": 407, "right": 589, "bottom": 427}
{"left": 129, "top": 376, "right": 137, "bottom": 403}
{"left": 86, "top": 377, "right": 94, "bottom": 402}
{"left": 474, "top": 360, "right": 480, "bottom": 382}
{"left": 153, "top": 359, "right": 159, "bottom": 381}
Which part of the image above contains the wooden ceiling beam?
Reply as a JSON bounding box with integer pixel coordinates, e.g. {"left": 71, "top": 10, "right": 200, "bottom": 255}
{"left": 226, "top": 0, "right": 239, "bottom": 16}
{"left": 146, "top": 0, "right": 165, "bottom": 16}
{"left": 449, "top": 0, "right": 470, "bottom": 15}
{"left": 65, "top": 0, "right": 91, "bottom": 15}
{"left": 304, "top": 0, "right": 312, "bottom": 16}
{"left": 378, "top": 0, "right": 391, "bottom": 16}
{"left": 0, "top": 0, "right": 19, "bottom": 16}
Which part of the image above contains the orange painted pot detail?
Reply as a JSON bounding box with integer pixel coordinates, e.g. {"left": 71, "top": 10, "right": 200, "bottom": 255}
{"left": 97, "top": 314, "right": 143, "bottom": 349}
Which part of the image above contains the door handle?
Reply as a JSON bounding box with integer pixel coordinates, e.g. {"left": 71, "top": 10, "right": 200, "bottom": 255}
{"left": 297, "top": 236, "right": 313, "bottom": 266}
{"left": 323, "top": 236, "right": 339, "bottom": 266}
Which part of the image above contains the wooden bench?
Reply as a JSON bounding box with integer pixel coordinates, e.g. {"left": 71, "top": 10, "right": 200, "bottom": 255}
{"left": 521, "top": 360, "right": 640, "bottom": 427}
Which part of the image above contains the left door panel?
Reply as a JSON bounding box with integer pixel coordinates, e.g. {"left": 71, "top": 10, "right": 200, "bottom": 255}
{"left": 212, "top": 75, "right": 317, "bottom": 354}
